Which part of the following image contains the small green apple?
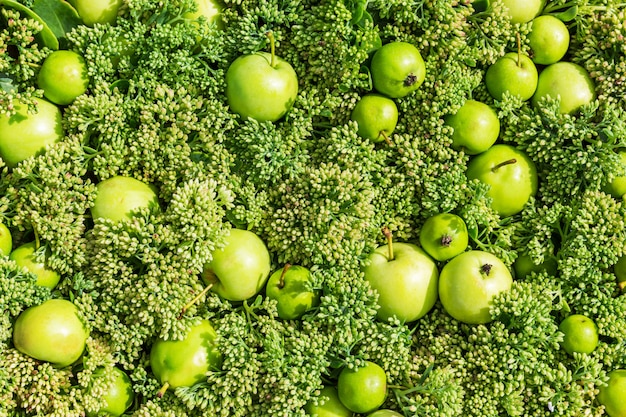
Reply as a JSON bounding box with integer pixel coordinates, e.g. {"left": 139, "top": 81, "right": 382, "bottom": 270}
{"left": 500, "top": 0, "right": 546, "bottom": 24}
{"left": 512, "top": 253, "right": 557, "bottom": 279}
{"left": 370, "top": 41, "right": 426, "bottom": 99}
{"left": 91, "top": 176, "right": 160, "bottom": 223}
{"left": 364, "top": 229, "right": 439, "bottom": 323}
{"left": 485, "top": 51, "right": 538, "bottom": 101}
{"left": 438, "top": 250, "right": 513, "bottom": 324}
{"left": 10, "top": 241, "right": 61, "bottom": 289}
{"left": 445, "top": 99, "right": 500, "bottom": 155}
{"left": 202, "top": 228, "right": 272, "bottom": 301}
{"left": 150, "top": 319, "right": 222, "bottom": 396}
{"left": 13, "top": 299, "right": 89, "bottom": 368}
{"left": 337, "top": 361, "right": 387, "bottom": 414}
{"left": 558, "top": 314, "right": 599, "bottom": 355}
{"left": 605, "top": 149, "right": 626, "bottom": 198}
{"left": 87, "top": 367, "right": 135, "bottom": 417}
{"left": 528, "top": 15, "right": 570, "bottom": 65}
{"left": 265, "top": 264, "right": 320, "bottom": 320}
{"left": 0, "top": 223, "right": 12, "bottom": 257}
{"left": 419, "top": 213, "right": 469, "bottom": 262}
{"left": 184, "top": 0, "right": 224, "bottom": 28}
{"left": 598, "top": 369, "right": 626, "bottom": 417}
{"left": 466, "top": 144, "right": 538, "bottom": 217}
{"left": 37, "top": 50, "right": 89, "bottom": 105}
{"left": 532, "top": 61, "right": 596, "bottom": 114}
{"left": 613, "top": 255, "right": 626, "bottom": 291}
{"left": 304, "top": 385, "right": 353, "bottom": 417}
{"left": 351, "top": 94, "right": 399, "bottom": 143}
{"left": 0, "top": 97, "right": 63, "bottom": 168}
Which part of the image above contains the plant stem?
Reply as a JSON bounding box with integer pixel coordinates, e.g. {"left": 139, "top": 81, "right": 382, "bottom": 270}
{"left": 491, "top": 158, "right": 517, "bottom": 172}
{"left": 382, "top": 226, "right": 394, "bottom": 261}
{"left": 178, "top": 283, "right": 214, "bottom": 319}
{"left": 278, "top": 263, "right": 291, "bottom": 289}
{"left": 266, "top": 31, "right": 276, "bottom": 68}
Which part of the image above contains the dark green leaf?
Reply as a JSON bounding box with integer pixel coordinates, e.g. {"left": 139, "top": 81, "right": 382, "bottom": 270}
{"left": 555, "top": 6, "right": 578, "bottom": 22}
{"left": 31, "top": 0, "right": 81, "bottom": 49}
{"left": 0, "top": 0, "right": 59, "bottom": 49}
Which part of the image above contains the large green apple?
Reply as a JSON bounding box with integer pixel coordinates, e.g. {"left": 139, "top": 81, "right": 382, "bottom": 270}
{"left": 438, "top": 250, "right": 513, "bottom": 324}
{"left": 598, "top": 369, "right": 626, "bottom": 417}
{"left": 265, "top": 264, "right": 320, "bottom": 320}
{"left": 150, "top": 319, "right": 222, "bottom": 396}
{"left": 528, "top": 15, "right": 570, "bottom": 65}
{"left": 500, "top": 0, "right": 546, "bottom": 24}
{"left": 363, "top": 239, "right": 439, "bottom": 323}
{"left": 485, "top": 52, "right": 538, "bottom": 101}
{"left": 0, "top": 97, "right": 63, "bottom": 168}
{"left": 304, "top": 385, "right": 353, "bottom": 417}
{"left": 202, "top": 228, "right": 271, "bottom": 301}
{"left": 466, "top": 144, "right": 538, "bottom": 217}
{"left": 370, "top": 41, "right": 426, "bottom": 99}
{"left": 90, "top": 176, "right": 160, "bottom": 223}
{"left": 13, "top": 299, "right": 89, "bottom": 368}
{"left": 226, "top": 48, "right": 299, "bottom": 122}
{"left": 87, "top": 366, "right": 135, "bottom": 417}
{"left": 445, "top": 99, "right": 500, "bottom": 155}
{"left": 74, "top": 0, "right": 123, "bottom": 26}
{"left": 10, "top": 241, "right": 61, "bottom": 289}
{"left": 532, "top": 61, "right": 596, "bottom": 114}
{"left": 37, "top": 50, "right": 89, "bottom": 106}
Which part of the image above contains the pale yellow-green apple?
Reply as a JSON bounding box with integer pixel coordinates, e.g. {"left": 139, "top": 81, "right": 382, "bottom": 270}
{"left": 90, "top": 176, "right": 160, "bottom": 223}
{"left": 10, "top": 241, "right": 61, "bottom": 289}
{"left": 265, "top": 264, "right": 320, "bottom": 320}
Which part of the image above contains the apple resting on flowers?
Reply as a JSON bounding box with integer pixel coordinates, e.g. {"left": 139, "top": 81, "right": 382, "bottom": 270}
{"left": 90, "top": 176, "right": 160, "bottom": 223}
{"left": 265, "top": 264, "right": 320, "bottom": 320}
{"left": 10, "top": 241, "right": 61, "bottom": 289}
{"left": 202, "top": 228, "right": 271, "bottom": 301}
{"left": 363, "top": 228, "right": 439, "bottom": 323}
{"left": 531, "top": 61, "right": 596, "bottom": 115}
{"left": 444, "top": 99, "right": 500, "bottom": 155}
{"left": 226, "top": 32, "right": 298, "bottom": 122}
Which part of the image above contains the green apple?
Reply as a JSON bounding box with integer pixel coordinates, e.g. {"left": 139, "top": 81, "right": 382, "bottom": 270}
{"left": 350, "top": 94, "right": 399, "bottom": 143}
{"left": 10, "top": 241, "right": 61, "bottom": 289}
{"left": 304, "top": 385, "right": 353, "bottom": 417}
{"left": 532, "top": 62, "right": 596, "bottom": 114}
{"left": 13, "top": 299, "right": 89, "bottom": 368}
{"left": 74, "top": 0, "right": 123, "bottom": 26}
{"left": 184, "top": 0, "right": 224, "bottom": 28}
{"left": 528, "top": 15, "right": 570, "bottom": 65}
{"left": 37, "top": 50, "right": 89, "bottom": 106}
{"left": 438, "top": 250, "right": 513, "bottom": 324}
{"left": 558, "top": 314, "right": 599, "bottom": 355}
{"left": 202, "top": 228, "right": 271, "bottom": 301}
{"left": 485, "top": 52, "right": 538, "bottom": 101}
{"left": 500, "top": 0, "right": 546, "bottom": 24}
{"left": 87, "top": 367, "right": 135, "bottom": 417}
{"left": 150, "top": 319, "right": 222, "bottom": 396}
{"left": 419, "top": 213, "right": 469, "bottom": 262}
{"left": 0, "top": 97, "right": 63, "bottom": 168}
{"left": 226, "top": 33, "right": 298, "bottom": 122}
{"left": 598, "top": 369, "right": 626, "bottom": 417}
{"left": 605, "top": 149, "right": 626, "bottom": 198}
{"left": 512, "top": 253, "right": 557, "bottom": 279}
{"left": 337, "top": 361, "right": 387, "bottom": 414}
{"left": 265, "top": 264, "right": 320, "bottom": 320}
{"left": 445, "top": 99, "right": 500, "bottom": 155}
{"left": 466, "top": 144, "right": 538, "bottom": 217}
{"left": 370, "top": 41, "right": 426, "bottom": 99}
{"left": 614, "top": 255, "right": 626, "bottom": 291}
{"left": 363, "top": 231, "right": 439, "bottom": 323}
{"left": 90, "top": 176, "right": 160, "bottom": 223}
{"left": 368, "top": 410, "right": 403, "bottom": 417}
{"left": 0, "top": 223, "right": 12, "bottom": 256}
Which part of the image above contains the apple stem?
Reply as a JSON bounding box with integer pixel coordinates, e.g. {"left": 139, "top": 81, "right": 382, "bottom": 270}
{"left": 278, "top": 263, "right": 291, "bottom": 289}
{"left": 178, "top": 283, "right": 214, "bottom": 320}
{"left": 516, "top": 32, "right": 522, "bottom": 68}
{"left": 619, "top": 280, "right": 626, "bottom": 291}
{"left": 382, "top": 226, "right": 395, "bottom": 261}
{"left": 157, "top": 382, "right": 170, "bottom": 398}
{"left": 379, "top": 130, "right": 393, "bottom": 146}
{"left": 491, "top": 158, "right": 517, "bottom": 172}
{"left": 266, "top": 31, "right": 277, "bottom": 68}
{"left": 33, "top": 227, "right": 41, "bottom": 250}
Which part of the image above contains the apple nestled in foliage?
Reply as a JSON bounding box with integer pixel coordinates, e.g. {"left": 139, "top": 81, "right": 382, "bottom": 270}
{"left": 265, "top": 264, "right": 320, "bottom": 320}
{"left": 13, "top": 299, "right": 89, "bottom": 368}
{"left": 10, "top": 241, "right": 61, "bottom": 289}
{"left": 90, "top": 176, "right": 160, "bottom": 223}
{"left": 370, "top": 41, "right": 426, "bottom": 99}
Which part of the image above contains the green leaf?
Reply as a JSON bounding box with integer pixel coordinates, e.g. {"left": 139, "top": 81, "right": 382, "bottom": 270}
{"left": 0, "top": 73, "right": 16, "bottom": 93}
{"left": 31, "top": 0, "right": 82, "bottom": 49}
{"left": 0, "top": 0, "right": 59, "bottom": 49}
{"left": 554, "top": 6, "right": 578, "bottom": 22}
